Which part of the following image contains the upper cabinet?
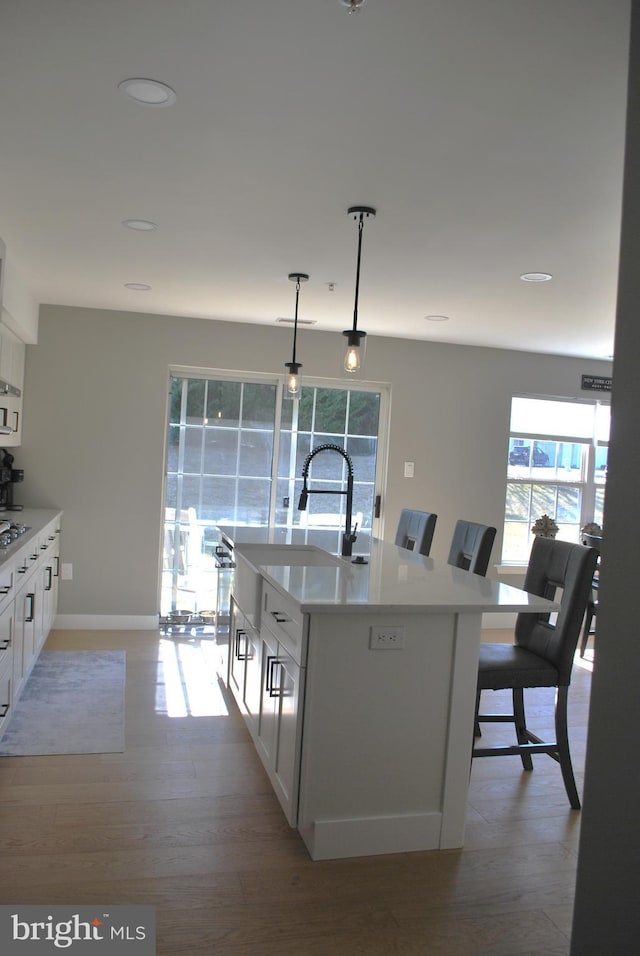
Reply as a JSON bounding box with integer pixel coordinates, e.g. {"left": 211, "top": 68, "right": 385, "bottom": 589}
{"left": 0, "top": 325, "right": 25, "bottom": 446}
{"left": 0, "top": 237, "right": 39, "bottom": 447}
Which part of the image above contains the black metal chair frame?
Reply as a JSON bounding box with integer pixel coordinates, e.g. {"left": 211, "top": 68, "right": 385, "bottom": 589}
{"left": 473, "top": 537, "right": 599, "bottom": 810}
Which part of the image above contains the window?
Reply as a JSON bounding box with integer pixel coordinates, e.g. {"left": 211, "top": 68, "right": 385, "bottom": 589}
{"left": 503, "top": 396, "right": 609, "bottom": 563}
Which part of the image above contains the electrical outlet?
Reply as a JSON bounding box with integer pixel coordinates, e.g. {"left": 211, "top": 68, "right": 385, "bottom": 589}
{"left": 369, "top": 625, "right": 405, "bottom": 649}
{"left": 61, "top": 563, "right": 73, "bottom": 580}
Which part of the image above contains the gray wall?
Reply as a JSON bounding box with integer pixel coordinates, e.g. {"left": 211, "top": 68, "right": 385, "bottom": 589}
{"left": 18, "top": 303, "right": 610, "bottom": 619}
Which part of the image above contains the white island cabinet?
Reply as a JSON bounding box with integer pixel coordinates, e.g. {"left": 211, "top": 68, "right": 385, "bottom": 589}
{"left": 227, "top": 536, "right": 557, "bottom": 861}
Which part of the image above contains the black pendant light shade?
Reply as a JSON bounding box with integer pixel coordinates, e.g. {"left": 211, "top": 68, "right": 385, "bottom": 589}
{"left": 343, "top": 205, "right": 376, "bottom": 375}
{"left": 284, "top": 272, "right": 309, "bottom": 398}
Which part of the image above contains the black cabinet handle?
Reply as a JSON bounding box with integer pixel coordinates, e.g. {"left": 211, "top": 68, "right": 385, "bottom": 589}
{"left": 234, "top": 628, "right": 248, "bottom": 661}
{"left": 374, "top": 494, "right": 382, "bottom": 518}
{"left": 0, "top": 638, "right": 10, "bottom": 650}
{"left": 25, "top": 592, "right": 35, "bottom": 623}
{"left": 270, "top": 610, "right": 289, "bottom": 624}
{"left": 54, "top": 556, "right": 60, "bottom": 577}
{"left": 266, "top": 656, "right": 282, "bottom": 697}
{"left": 0, "top": 703, "right": 9, "bottom": 718}
{"left": 12, "top": 410, "right": 19, "bottom": 433}
{"left": 45, "top": 566, "right": 53, "bottom": 591}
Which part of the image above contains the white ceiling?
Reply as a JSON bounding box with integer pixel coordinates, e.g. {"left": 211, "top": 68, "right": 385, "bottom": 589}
{"left": 0, "top": 0, "right": 631, "bottom": 359}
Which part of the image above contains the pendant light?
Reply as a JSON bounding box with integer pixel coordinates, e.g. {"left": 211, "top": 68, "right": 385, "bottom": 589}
{"left": 343, "top": 206, "right": 376, "bottom": 375}
{"left": 284, "top": 272, "right": 309, "bottom": 398}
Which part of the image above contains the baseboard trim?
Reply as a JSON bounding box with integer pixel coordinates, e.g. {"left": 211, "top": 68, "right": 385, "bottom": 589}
{"left": 482, "top": 612, "right": 517, "bottom": 630}
{"left": 54, "top": 614, "right": 159, "bottom": 631}
{"left": 298, "top": 811, "right": 443, "bottom": 861}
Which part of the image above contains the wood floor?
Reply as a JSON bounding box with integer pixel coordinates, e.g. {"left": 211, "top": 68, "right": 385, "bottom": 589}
{"left": 0, "top": 627, "right": 594, "bottom": 955}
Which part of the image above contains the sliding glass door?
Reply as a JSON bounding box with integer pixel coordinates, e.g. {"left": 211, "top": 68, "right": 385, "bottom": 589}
{"left": 160, "top": 372, "right": 388, "bottom": 618}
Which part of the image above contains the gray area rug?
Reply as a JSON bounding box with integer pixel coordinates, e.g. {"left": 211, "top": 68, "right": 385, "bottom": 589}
{"left": 0, "top": 650, "right": 126, "bottom": 756}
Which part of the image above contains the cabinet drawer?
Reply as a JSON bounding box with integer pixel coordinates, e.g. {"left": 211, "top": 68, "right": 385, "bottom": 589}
{"left": 261, "top": 581, "right": 307, "bottom": 667}
{"left": 0, "top": 564, "right": 14, "bottom": 608}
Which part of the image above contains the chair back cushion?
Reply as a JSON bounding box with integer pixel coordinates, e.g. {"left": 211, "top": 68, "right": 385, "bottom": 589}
{"left": 515, "top": 537, "right": 599, "bottom": 684}
{"left": 395, "top": 509, "right": 437, "bottom": 556}
{"left": 447, "top": 520, "right": 497, "bottom": 576}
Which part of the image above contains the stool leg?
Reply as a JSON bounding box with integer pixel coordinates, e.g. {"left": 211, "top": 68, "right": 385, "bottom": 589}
{"left": 555, "top": 685, "right": 580, "bottom": 809}
{"left": 580, "top": 600, "right": 595, "bottom": 657}
{"left": 513, "top": 687, "right": 533, "bottom": 771}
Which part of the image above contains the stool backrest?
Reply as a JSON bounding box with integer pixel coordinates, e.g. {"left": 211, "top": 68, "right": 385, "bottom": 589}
{"left": 516, "top": 537, "right": 599, "bottom": 684}
{"left": 447, "top": 520, "right": 496, "bottom": 576}
{"left": 395, "top": 509, "right": 437, "bottom": 556}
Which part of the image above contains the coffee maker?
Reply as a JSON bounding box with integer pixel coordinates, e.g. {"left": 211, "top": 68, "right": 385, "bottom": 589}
{"left": 0, "top": 449, "right": 24, "bottom": 511}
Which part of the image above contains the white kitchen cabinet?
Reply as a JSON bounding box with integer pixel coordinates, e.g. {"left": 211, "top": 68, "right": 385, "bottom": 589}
{"left": 228, "top": 596, "right": 264, "bottom": 741}
{"left": 0, "top": 511, "right": 62, "bottom": 728}
{"left": 0, "top": 325, "right": 24, "bottom": 446}
{"left": 0, "top": 602, "right": 14, "bottom": 736}
{"left": 242, "top": 616, "right": 262, "bottom": 736}
{"left": 228, "top": 600, "right": 246, "bottom": 701}
{"left": 14, "top": 572, "right": 39, "bottom": 694}
{"left": 256, "top": 623, "right": 303, "bottom": 823}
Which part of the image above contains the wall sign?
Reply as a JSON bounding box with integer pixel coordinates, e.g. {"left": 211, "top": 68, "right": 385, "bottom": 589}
{"left": 581, "top": 374, "right": 612, "bottom": 392}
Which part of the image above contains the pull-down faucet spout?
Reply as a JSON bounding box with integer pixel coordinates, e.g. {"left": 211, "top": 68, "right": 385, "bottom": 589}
{"left": 297, "top": 443, "right": 357, "bottom": 557}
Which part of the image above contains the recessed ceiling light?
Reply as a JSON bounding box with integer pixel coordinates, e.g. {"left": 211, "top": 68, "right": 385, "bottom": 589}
{"left": 425, "top": 314, "right": 449, "bottom": 322}
{"left": 520, "top": 272, "right": 552, "bottom": 282}
{"left": 122, "top": 219, "right": 158, "bottom": 231}
{"left": 124, "top": 282, "right": 151, "bottom": 291}
{"left": 117, "top": 78, "right": 176, "bottom": 107}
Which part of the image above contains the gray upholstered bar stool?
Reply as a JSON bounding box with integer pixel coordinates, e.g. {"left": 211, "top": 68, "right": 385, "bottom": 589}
{"left": 473, "top": 537, "right": 598, "bottom": 809}
{"left": 394, "top": 509, "right": 437, "bottom": 556}
{"left": 447, "top": 520, "right": 496, "bottom": 577}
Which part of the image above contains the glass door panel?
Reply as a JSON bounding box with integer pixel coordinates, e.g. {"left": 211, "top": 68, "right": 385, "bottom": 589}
{"left": 161, "top": 373, "right": 387, "bottom": 619}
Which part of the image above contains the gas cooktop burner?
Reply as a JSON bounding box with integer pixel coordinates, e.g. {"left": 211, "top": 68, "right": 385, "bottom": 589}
{"left": 0, "top": 521, "right": 30, "bottom": 548}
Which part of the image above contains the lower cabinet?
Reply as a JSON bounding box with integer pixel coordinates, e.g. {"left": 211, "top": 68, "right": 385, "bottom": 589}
{"left": 228, "top": 592, "right": 306, "bottom": 826}
{"left": 0, "top": 603, "right": 14, "bottom": 736}
{"left": 256, "top": 625, "right": 303, "bottom": 822}
{"left": 0, "top": 512, "right": 62, "bottom": 734}
{"left": 14, "top": 574, "right": 39, "bottom": 698}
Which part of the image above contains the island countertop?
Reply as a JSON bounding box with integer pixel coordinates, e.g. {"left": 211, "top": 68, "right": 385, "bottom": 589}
{"left": 254, "top": 536, "right": 557, "bottom": 616}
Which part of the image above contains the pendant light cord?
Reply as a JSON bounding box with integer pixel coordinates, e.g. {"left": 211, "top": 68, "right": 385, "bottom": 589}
{"left": 292, "top": 277, "right": 301, "bottom": 363}
{"left": 352, "top": 213, "right": 364, "bottom": 334}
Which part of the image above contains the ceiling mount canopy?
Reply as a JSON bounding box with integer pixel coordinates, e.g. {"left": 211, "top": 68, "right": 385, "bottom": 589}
{"left": 340, "top": 0, "right": 367, "bottom": 12}
{"left": 284, "top": 272, "right": 309, "bottom": 399}
{"left": 343, "top": 206, "right": 376, "bottom": 376}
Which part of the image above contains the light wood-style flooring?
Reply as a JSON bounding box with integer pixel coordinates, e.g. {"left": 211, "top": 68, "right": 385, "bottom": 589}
{"left": 0, "top": 627, "right": 594, "bottom": 955}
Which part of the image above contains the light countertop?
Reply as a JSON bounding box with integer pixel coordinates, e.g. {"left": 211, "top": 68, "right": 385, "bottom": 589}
{"left": 0, "top": 508, "right": 62, "bottom": 568}
{"left": 245, "top": 535, "right": 559, "bottom": 616}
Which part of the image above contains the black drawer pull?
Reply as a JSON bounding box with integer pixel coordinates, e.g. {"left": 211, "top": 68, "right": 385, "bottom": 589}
{"left": 0, "top": 703, "right": 9, "bottom": 718}
{"left": 270, "top": 610, "right": 289, "bottom": 624}
{"left": 0, "top": 638, "right": 10, "bottom": 650}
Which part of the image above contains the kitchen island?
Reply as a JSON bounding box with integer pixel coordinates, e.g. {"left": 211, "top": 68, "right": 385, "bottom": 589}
{"left": 226, "top": 534, "right": 557, "bottom": 860}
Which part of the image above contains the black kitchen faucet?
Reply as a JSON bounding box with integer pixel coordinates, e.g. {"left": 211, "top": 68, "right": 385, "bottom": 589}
{"left": 297, "top": 443, "right": 357, "bottom": 557}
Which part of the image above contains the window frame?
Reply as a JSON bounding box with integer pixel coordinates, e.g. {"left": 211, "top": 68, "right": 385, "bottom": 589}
{"left": 502, "top": 395, "right": 609, "bottom": 564}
